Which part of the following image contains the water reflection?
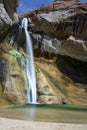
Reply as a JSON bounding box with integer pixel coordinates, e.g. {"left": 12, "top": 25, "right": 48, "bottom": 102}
{"left": 0, "top": 104, "right": 87, "bottom": 123}
{"left": 27, "top": 106, "right": 36, "bottom": 120}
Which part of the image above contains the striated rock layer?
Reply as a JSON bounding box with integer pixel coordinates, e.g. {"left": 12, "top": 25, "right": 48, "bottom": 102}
{"left": 20, "top": 0, "right": 87, "bottom": 62}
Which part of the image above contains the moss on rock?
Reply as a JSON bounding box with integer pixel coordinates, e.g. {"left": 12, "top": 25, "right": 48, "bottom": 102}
{"left": 0, "top": 40, "right": 27, "bottom": 106}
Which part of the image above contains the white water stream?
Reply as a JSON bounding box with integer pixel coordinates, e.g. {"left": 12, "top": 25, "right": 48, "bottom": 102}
{"left": 22, "top": 18, "right": 37, "bottom": 103}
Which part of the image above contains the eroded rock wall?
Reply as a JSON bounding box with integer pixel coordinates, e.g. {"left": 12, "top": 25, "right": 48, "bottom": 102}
{"left": 0, "top": 0, "right": 28, "bottom": 106}
{"left": 19, "top": 0, "right": 87, "bottom": 105}
{"left": 20, "top": 0, "right": 87, "bottom": 62}
{"left": 0, "top": 0, "right": 20, "bottom": 42}
{"left": 0, "top": 40, "right": 27, "bottom": 106}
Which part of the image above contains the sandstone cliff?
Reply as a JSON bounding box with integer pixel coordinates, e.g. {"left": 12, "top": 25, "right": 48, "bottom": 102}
{"left": 0, "top": 0, "right": 28, "bottom": 106}
{"left": 20, "top": 0, "right": 87, "bottom": 62}
{"left": 0, "top": 0, "right": 19, "bottom": 43}
{"left": 19, "top": 0, "right": 87, "bottom": 105}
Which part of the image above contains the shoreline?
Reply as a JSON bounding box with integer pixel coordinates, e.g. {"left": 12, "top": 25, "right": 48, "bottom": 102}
{"left": 0, "top": 104, "right": 87, "bottom": 124}
{"left": 0, "top": 117, "right": 87, "bottom": 130}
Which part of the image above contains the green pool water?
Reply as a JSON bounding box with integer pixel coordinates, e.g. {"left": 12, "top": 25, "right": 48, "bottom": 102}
{"left": 0, "top": 104, "right": 87, "bottom": 123}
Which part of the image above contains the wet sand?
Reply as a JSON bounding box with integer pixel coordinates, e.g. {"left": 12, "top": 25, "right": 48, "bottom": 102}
{"left": 0, "top": 117, "right": 87, "bottom": 130}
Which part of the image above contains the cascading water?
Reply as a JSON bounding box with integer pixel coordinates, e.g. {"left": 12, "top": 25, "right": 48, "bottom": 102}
{"left": 22, "top": 18, "right": 37, "bottom": 103}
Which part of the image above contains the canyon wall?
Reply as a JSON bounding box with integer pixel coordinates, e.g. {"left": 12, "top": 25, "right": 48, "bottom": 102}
{"left": 0, "top": 0, "right": 28, "bottom": 106}
{"left": 20, "top": 0, "right": 87, "bottom": 62}
{"left": 0, "top": 0, "right": 87, "bottom": 106}
{"left": 20, "top": 0, "right": 87, "bottom": 105}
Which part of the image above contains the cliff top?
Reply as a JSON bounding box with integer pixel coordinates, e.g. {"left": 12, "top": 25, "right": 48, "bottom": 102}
{"left": 19, "top": 0, "right": 87, "bottom": 19}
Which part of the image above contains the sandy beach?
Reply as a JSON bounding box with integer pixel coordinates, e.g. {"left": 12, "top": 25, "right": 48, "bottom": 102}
{"left": 0, "top": 117, "right": 87, "bottom": 130}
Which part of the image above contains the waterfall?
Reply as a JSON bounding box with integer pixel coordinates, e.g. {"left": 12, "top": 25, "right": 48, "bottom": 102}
{"left": 22, "top": 18, "right": 37, "bottom": 103}
{"left": 10, "top": 35, "right": 15, "bottom": 45}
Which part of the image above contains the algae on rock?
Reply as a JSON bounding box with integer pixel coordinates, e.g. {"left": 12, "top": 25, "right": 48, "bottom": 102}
{"left": 0, "top": 40, "right": 27, "bottom": 106}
